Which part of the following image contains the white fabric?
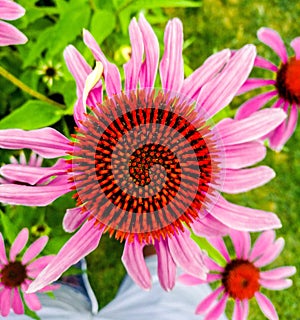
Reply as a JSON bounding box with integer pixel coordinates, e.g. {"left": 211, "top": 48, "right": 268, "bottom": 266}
{"left": 8, "top": 256, "right": 227, "bottom": 319}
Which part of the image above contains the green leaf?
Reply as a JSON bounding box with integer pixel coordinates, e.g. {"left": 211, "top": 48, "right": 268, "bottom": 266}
{"left": 90, "top": 10, "right": 117, "bottom": 45}
{"left": 191, "top": 232, "right": 227, "bottom": 267}
{"left": 123, "top": 0, "right": 202, "bottom": 9}
{"left": 0, "top": 100, "right": 63, "bottom": 130}
{"left": 0, "top": 210, "right": 19, "bottom": 245}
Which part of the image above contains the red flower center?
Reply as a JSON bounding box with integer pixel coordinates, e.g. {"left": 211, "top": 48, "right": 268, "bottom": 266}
{"left": 222, "top": 259, "right": 260, "bottom": 300}
{"left": 276, "top": 57, "right": 300, "bottom": 104}
{"left": 1, "top": 261, "right": 27, "bottom": 288}
{"left": 69, "top": 89, "right": 222, "bottom": 243}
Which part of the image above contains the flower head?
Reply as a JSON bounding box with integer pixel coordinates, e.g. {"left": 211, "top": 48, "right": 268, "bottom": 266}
{"left": 179, "top": 230, "right": 296, "bottom": 320}
{"left": 236, "top": 27, "right": 300, "bottom": 151}
{"left": 0, "top": 15, "right": 286, "bottom": 292}
{"left": 0, "top": 0, "right": 27, "bottom": 46}
{"left": 37, "top": 60, "right": 63, "bottom": 87}
{"left": 0, "top": 228, "right": 57, "bottom": 316}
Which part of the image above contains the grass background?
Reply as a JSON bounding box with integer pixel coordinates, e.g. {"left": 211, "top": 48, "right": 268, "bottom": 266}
{"left": 0, "top": 0, "right": 299, "bottom": 319}
{"left": 86, "top": 1, "right": 300, "bottom": 319}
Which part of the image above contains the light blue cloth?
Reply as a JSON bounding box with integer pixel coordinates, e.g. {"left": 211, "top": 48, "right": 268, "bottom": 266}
{"left": 8, "top": 256, "right": 227, "bottom": 320}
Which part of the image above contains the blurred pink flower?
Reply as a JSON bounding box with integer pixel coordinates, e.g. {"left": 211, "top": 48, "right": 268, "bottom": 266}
{"left": 0, "top": 15, "right": 286, "bottom": 293}
{"left": 179, "top": 230, "right": 296, "bottom": 320}
{"left": 236, "top": 27, "right": 300, "bottom": 151}
{"left": 0, "top": 0, "right": 27, "bottom": 46}
{"left": 0, "top": 228, "right": 57, "bottom": 316}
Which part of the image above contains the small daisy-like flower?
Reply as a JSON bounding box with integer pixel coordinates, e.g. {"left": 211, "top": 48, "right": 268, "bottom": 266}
{"left": 37, "top": 61, "right": 63, "bottom": 87}
{"left": 0, "top": 0, "right": 27, "bottom": 46}
{"left": 236, "top": 27, "right": 300, "bottom": 151}
{"left": 31, "top": 223, "right": 51, "bottom": 238}
{"left": 0, "top": 15, "right": 286, "bottom": 292}
{"left": 0, "top": 228, "right": 57, "bottom": 316}
{"left": 179, "top": 230, "right": 296, "bottom": 320}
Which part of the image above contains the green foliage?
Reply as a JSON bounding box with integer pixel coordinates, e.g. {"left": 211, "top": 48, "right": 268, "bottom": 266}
{"left": 0, "top": 100, "right": 63, "bottom": 129}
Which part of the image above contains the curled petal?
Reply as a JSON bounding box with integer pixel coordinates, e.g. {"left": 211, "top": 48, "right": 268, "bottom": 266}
{"left": 63, "top": 207, "right": 90, "bottom": 232}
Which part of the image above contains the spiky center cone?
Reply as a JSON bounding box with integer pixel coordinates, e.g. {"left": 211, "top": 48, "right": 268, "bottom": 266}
{"left": 69, "top": 89, "right": 222, "bottom": 243}
{"left": 276, "top": 57, "right": 300, "bottom": 104}
{"left": 1, "top": 261, "right": 27, "bottom": 288}
{"left": 222, "top": 259, "right": 260, "bottom": 300}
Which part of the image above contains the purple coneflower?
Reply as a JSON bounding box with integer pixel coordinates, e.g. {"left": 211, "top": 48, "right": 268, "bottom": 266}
{"left": 179, "top": 230, "right": 296, "bottom": 320}
{"left": 0, "top": 228, "right": 57, "bottom": 316}
{"left": 236, "top": 27, "right": 300, "bottom": 151}
{"left": 0, "top": 0, "right": 27, "bottom": 46}
{"left": 0, "top": 15, "right": 286, "bottom": 292}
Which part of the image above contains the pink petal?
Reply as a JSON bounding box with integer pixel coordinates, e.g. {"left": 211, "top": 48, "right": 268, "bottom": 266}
{"left": 216, "top": 108, "right": 287, "bottom": 146}
{"left": 124, "top": 18, "right": 143, "bottom": 91}
{"left": 22, "top": 236, "right": 48, "bottom": 265}
{"left": 178, "top": 273, "right": 205, "bottom": 286}
{"left": 203, "top": 256, "right": 224, "bottom": 273}
{"left": 121, "top": 238, "right": 151, "bottom": 290}
{"left": 237, "top": 78, "right": 276, "bottom": 95}
{"left": 241, "top": 300, "right": 249, "bottom": 319}
{"left": 290, "top": 37, "right": 300, "bottom": 60}
{"left": 229, "top": 231, "right": 251, "bottom": 259}
{"left": 28, "top": 152, "right": 43, "bottom": 167}
{"left": 207, "top": 237, "right": 230, "bottom": 262}
{"left": 12, "top": 288, "right": 24, "bottom": 315}
{"left": 196, "top": 45, "right": 256, "bottom": 119}
{"left": 0, "top": 158, "right": 68, "bottom": 185}
{"left": 168, "top": 229, "right": 208, "bottom": 279}
{"left": 27, "top": 219, "right": 104, "bottom": 293}
{"left": 0, "top": 20, "right": 27, "bottom": 46}
{"left": 203, "top": 292, "right": 228, "bottom": 319}
{"left": 27, "top": 255, "right": 55, "bottom": 278}
{"left": 0, "top": 0, "right": 25, "bottom": 20}
{"left": 232, "top": 300, "right": 243, "bottom": 320}
{"left": 181, "top": 49, "right": 230, "bottom": 101}
{"left": 221, "top": 166, "right": 275, "bottom": 194}
{"left": 195, "top": 286, "right": 224, "bottom": 314}
{"left": 154, "top": 238, "right": 176, "bottom": 291}
{"left": 63, "top": 207, "right": 90, "bottom": 232}
{"left": 255, "top": 291, "right": 279, "bottom": 320}
{"left": 260, "top": 266, "right": 296, "bottom": 280}
{"left": 159, "top": 18, "right": 184, "bottom": 93}
{"left": 0, "top": 287, "right": 12, "bottom": 317}
{"left": 235, "top": 91, "right": 278, "bottom": 120}
{"left": 254, "top": 55, "right": 278, "bottom": 72}
{"left": 254, "top": 238, "right": 285, "bottom": 268}
{"left": 23, "top": 293, "right": 41, "bottom": 311}
{"left": 259, "top": 278, "right": 293, "bottom": 290}
{"left": 269, "top": 103, "right": 298, "bottom": 151}
{"left": 0, "top": 175, "right": 71, "bottom": 206}
{"left": 191, "top": 212, "right": 231, "bottom": 237}
{"left": 10, "top": 228, "right": 28, "bottom": 262}
{"left": 138, "top": 13, "right": 159, "bottom": 88}
{"left": 0, "top": 232, "right": 8, "bottom": 264}
{"left": 209, "top": 195, "right": 281, "bottom": 231}
{"left": 257, "top": 27, "right": 288, "bottom": 63}
{"left": 0, "top": 128, "right": 72, "bottom": 158}
{"left": 224, "top": 141, "right": 266, "bottom": 169}
{"left": 250, "top": 230, "right": 275, "bottom": 261}
{"left": 83, "top": 29, "right": 122, "bottom": 97}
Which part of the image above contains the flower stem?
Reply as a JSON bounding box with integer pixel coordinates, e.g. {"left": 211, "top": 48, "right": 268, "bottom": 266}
{"left": 0, "top": 65, "right": 66, "bottom": 109}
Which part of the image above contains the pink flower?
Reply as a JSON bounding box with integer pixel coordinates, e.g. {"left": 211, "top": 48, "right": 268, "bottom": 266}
{"left": 0, "top": 228, "right": 58, "bottom": 316}
{"left": 0, "top": 0, "right": 27, "bottom": 46}
{"left": 179, "top": 230, "right": 296, "bottom": 320}
{"left": 236, "top": 27, "right": 300, "bottom": 151}
{"left": 0, "top": 15, "right": 286, "bottom": 293}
